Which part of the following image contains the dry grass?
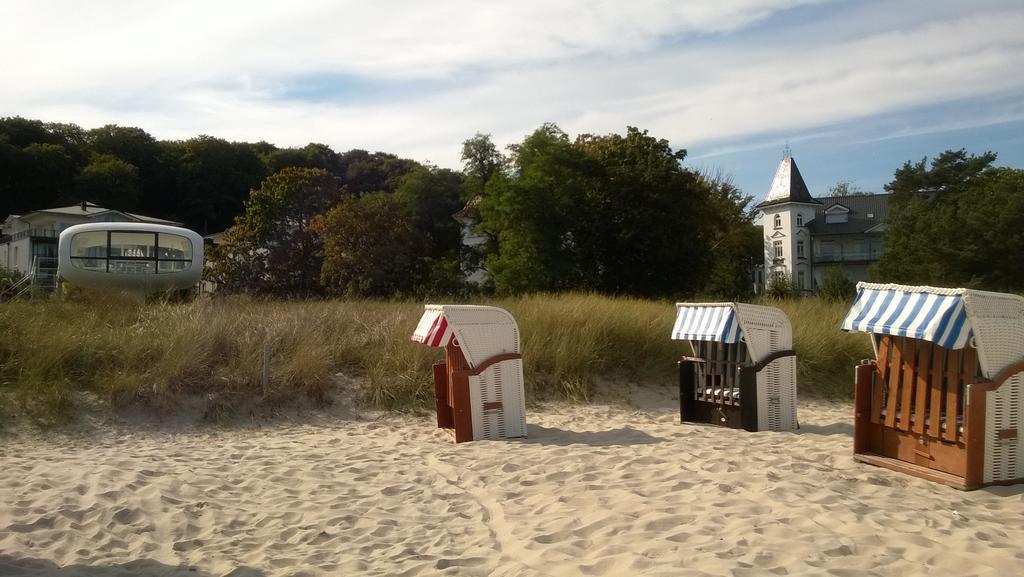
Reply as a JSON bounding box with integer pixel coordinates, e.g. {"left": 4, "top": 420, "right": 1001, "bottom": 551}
{"left": 0, "top": 293, "right": 869, "bottom": 426}
{"left": 766, "top": 297, "right": 874, "bottom": 398}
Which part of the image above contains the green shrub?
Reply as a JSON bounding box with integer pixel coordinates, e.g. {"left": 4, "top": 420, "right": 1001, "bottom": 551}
{"left": 818, "top": 265, "right": 856, "bottom": 302}
{"left": 765, "top": 273, "right": 796, "bottom": 299}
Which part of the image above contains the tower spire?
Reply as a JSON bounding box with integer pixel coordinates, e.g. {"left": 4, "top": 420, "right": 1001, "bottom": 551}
{"left": 783, "top": 142, "right": 791, "bottom": 160}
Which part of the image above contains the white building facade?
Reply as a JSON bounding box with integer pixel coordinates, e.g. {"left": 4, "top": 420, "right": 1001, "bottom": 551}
{"left": 1, "top": 201, "right": 180, "bottom": 280}
{"left": 756, "top": 156, "right": 822, "bottom": 294}
{"left": 755, "top": 156, "right": 890, "bottom": 293}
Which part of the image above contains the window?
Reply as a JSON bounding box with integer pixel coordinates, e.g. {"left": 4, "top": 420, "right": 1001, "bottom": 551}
{"left": 818, "top": 241, "right": 836, "bottom": 260}
{"left": 773, "top": 214, "right": 782, "bottom": 229}
{"left": 796, "top": 240, "right": 805, "bottom": 258}
{"left": 796, "top": 213, "right": 803, "bottom": 227}
{"left": 843, "top": 240, "right": 867, "bottom": 261}
{"left": 773, "top": 240, "right": 783, "bottom": 258}
{"left": 825, "top": 210, "right": 849, "bottom": 224}
{"left": 70, "top": 231, "right": 193, "bottom": 274}
{"left": 797, "top": 271, "right": 806, "bottom": 289}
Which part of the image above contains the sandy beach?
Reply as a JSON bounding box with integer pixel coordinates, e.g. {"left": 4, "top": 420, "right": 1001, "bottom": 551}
{"left": 2, "top": 394, "right": 1023, "bottom": 577}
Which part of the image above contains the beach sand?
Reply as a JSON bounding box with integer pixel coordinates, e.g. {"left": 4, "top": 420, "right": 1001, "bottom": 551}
{"left": 2, "top": 393, "right": 1023, "bottom": 577}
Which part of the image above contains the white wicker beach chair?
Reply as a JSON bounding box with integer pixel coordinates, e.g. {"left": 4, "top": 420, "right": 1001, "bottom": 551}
{"left": 671, "top": 302, "right": 798, "bottom": 432}
{"left": 412, "top": 305, "right": 527, "bottom": 443}
{"left": 843, "top": 283, "right": 1024, "bottom": 489}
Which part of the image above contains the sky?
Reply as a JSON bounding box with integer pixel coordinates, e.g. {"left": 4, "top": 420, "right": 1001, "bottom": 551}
{"left": 2, "top": 0, "right": 1022, "bottom": 200}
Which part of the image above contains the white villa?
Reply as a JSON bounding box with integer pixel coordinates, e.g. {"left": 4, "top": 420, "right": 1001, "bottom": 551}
{"left": 756, "top": 155, "right": 890, "bottom": 294}
{"left": 1, "top": 201, "right": 180, "bottom": 285}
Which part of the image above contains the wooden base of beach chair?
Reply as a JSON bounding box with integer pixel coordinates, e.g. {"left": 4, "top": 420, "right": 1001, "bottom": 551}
{"left": 679, "top": 340, "right": 796, "bottom": 432}
{"left": 432, "top": 343, "right": 524, "bottom": 443}
{"left": 680, "top": 357, "right": 759, "bottom": 431}
{"left": 853, "top": 337, "right": 1024, "bottom": 490}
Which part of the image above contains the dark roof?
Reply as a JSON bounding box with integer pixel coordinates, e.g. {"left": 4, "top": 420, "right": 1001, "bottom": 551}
{"left": 756, "top": 157, "right": 821, "bottom": 209}
{"left": 16, "top": 201, "right": 181, "bottom": 226}
{"left": 807, "top": 193, "right": 890, "bottom": 235}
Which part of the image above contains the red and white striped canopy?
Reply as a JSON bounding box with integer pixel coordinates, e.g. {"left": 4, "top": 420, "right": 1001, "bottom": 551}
{"left": 411, "top": 308, "right": 456, "bottom": 347}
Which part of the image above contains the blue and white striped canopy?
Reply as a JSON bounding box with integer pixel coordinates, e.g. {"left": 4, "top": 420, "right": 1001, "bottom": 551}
{"left": 671, "top": 305, "right": 741, "bottom": 343}
{"left": 841, "top": 286, "right": 972, "bottom": 349}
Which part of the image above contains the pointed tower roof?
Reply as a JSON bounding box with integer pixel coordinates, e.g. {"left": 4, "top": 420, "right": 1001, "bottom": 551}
{"left": 756, "top": 156, "right": 821, "bottom": 209}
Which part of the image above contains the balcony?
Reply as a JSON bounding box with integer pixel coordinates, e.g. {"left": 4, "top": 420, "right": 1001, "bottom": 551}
{"left": 0, "top": 228, "right": 60, "bottom": 243}
{"left": 814, "top": 250, "right": 883, "bottom": 264}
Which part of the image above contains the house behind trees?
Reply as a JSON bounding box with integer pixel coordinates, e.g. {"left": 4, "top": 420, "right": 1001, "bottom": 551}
{"left": 755, "top": 154, "right": 890, "bottom": 293}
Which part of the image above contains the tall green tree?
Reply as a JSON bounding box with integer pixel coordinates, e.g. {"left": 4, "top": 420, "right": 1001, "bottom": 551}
{"left": 697, "top": 170, "right": 761, "bottom": 298}
{"left": 336, "top": 149, "right": 419, "bottom": 195}
{"left": 169, "top": 136, "right": 268, "bottom": 233}
{"left": 573, "top": 127, "right": 709, "bottom": 296}
{"left": 75, "top": 154, "right": 142, "bottom": 210}
{"left": 479, "top": 124, "right": 593, "bottom": 293}
{"left": 206, "top": 168, "right": 342, "bottom": 296}
{"left": 461, "top": 133, "right": 504, "bottom": 198}
{"left": 311, "top": 165, "right": 467, "bottom": 298}
{"left": 395, "top": 165, "right": 465, "bottom": 259}
{"left": 86, "top": 125, "right": 168, "bottom": 214}
{"left": 874, "top": 149, "right": 1004, "bottom": 287}
{"left": 312, "top": 192, "right": 424, "bottom": 297}
{"left": 23, "top": 143, "right": 79, "bottom": 207}
{"left": 264, "top": 142, "right": 339, "bottom": 174}
{"left": 958, "top": 167, "right": 1024, "bottom": 290}
{"left": 479, "top": 124, "right": 714, "bottom": 297}
{"left": 0, "top": 118, "right": 90, "bottom": 217}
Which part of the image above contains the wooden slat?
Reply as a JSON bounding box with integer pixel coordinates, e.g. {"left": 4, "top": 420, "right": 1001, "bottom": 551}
{"left": 733, "top": 343, "right": 744, "bottom": 407}
{"left": 928, "top": 345, "right": 945, "bottom": 439}
{"left": 943, "top": 349, "right": 961, "bottom": 443}
{"left": 963, "top": 383, "right": 986, "bottom": 488}
{"left": 732, "top": 343, "right": 740, "bottom": 406}
{"left": 962, "top": 347, "right": 978, "bottom": 394}
{"left": 854, "top": 453, "right": 972, "bottom": 490}
{"left": 709, "top": 341, "right": 718, "bottom": 404}
{"left": 853, "top": 363, "right": 875, "bottom": 455}
{"left": 695, "top": 342, "right": 706, "bottom": 401}
{"left": 724, "top": 342, "right": 733, "bottom": 405}
{"left": 720, "top": 342, "right": 729, "bottom": 406}
{"left": 723, "top": 343, "right": 733, "bottom": 405}
{"left": 898, "top": 338, "right": 917, "bottom": 431}
{"left": 884, "top": 337, "right": 903, "bottom": 428}
{"left": 871, "top": 336, "right": 891, "bottom": 425}
{"left": 960, "top": 347, "right": 979, "bottom": 438}
{"left": 912, "top": 342, "right": 931, "bottom": 435}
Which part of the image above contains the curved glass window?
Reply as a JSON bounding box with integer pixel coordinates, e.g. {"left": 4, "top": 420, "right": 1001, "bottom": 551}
{"left": 158, "top": 233, "right": 193, "bottom": 260}
{"left": 69, "top": 230, "right": 193, "bottom": 274}
{"left": 71, "top": 231, "right": 108, "bottom": 258}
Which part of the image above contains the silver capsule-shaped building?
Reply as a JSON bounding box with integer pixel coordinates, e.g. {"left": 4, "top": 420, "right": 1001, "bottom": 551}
{"left": 58, "top": 222, "right": 204, "bottom": 293}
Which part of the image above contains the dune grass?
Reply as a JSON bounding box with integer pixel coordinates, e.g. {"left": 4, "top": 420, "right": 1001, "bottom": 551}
{"left": 0, "top": 292, "right": 870, "bottom": 426}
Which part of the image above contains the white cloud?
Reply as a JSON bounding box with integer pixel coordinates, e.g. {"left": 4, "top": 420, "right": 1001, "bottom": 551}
{"left": 1, "top": 1, "right": 1022, "bottom": 169}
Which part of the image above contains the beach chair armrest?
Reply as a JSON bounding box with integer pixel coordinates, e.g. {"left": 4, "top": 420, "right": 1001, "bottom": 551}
{"left": 972, "top": 359, "right": 1024, "bottom": 392}
{"left": 750, "top": 349, "right": 797, "bottom": 372}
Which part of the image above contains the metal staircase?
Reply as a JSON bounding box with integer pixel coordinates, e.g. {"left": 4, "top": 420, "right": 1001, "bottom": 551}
{"left": 0, "top": 257, "right": 58, "bottom": 301}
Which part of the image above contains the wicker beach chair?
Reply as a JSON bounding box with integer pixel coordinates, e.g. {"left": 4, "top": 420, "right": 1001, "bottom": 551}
{"left": 411, "top": 305, "right": 527, "bottom": 443}
{"left": 843, "top": 283, "right": 1024, "bottom": 489}
{"left": 672, "top": 302, "right": 799, "bottom": 432}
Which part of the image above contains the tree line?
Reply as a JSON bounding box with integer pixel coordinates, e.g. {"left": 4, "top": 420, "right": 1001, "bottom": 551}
{"left": 875, "top": 149, "right": 1024, "bottom": 292}
{"left": 2, "top": 116, "right": 758, "bottom": 299}
{"left": 0, "top": 116, "right": 421, "bottom": 235}
{"left": 207, "top": 124, "right": 761, "bottom": 298}
{"left": 5, "top": 115, "right": 1020, "bottom": 299}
